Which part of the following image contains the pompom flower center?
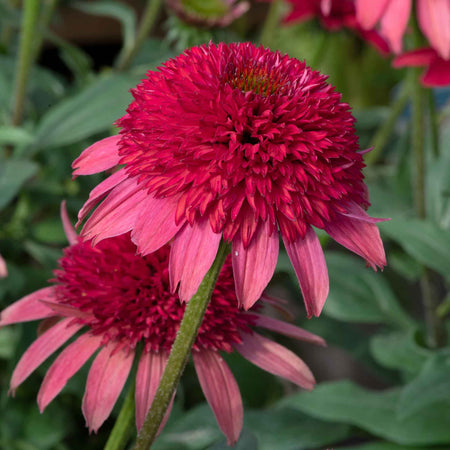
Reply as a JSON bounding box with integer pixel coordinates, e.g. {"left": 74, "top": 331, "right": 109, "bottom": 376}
{"left": 54, "top": 235, "right": 256, "bottom": 353}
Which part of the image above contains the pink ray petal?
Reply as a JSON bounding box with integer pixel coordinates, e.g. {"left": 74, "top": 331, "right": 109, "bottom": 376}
{"left": 77, "top": 168, "right": 128, "bottom": 226}
{"left": 38, "top": 333, "right": 102, "bottom": 411}
{"left": 393, "top": 47, "right": 437, "bottom": 67}
{"left": 250, "top": 313, "right": 326, "bottom": 346}
{"left": 10, "top": 318, "right": 83, "bottom": 392}
{"left": 235, "top": 332, "right": 315, "bottom": 390}
{"left": 193, "top": 350, "right": 243, "bottom": 446}
{"left": 356, "top": 0, "right": 389, "bottom": 29}
{"left": 72, "top": 135, "right": 121, "bottom": 177}
{"left": 60, "top": 201, "right": 78, "bottom": 245}
{"left": 169, "top": 218, "right": 221, "bottom": 302}
{"left": 260, "top": 294, "right": 295, "bottom": 321}
{"left": 40, "top": 300, "right": 90, "bottom": 319}
{"left": 131, "top": 194, "right": 184, "bottom": 256}
{"left": 82, "top": 177, "right": 146, "bottom": 244}
{"left": 418, "top": 0, "right": 450, "bottom": 60}
{"left": 325, "top": 212, "right": 386, "bottom": 271}
{"left": 232, "top": 220, "right": 279, "bottom": 310}
{"left": 422, "top": 57, "right": 450, "bottom": 86}
{"left": 341, "top": 202, "right": 389, "bottom": 223}
{"left": 0, "top": 287, "right": 57, "bottom": 326}
{"left": 82, "top": 343, "right": 134, "bottom": 433}
{"left": 282, "top": 227, "right": 329, "bottom": 318}
{"left": 135, "top": 351, "right": 174, "bottom": 433}
{"left": 0, "top": 253, "right": 7, "bottom": 278}
{"left": 379, "top": 0, "right": 411, "bottom": 53}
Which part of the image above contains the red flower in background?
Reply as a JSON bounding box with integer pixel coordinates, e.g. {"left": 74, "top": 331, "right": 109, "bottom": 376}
{"left": 73, "top": 42, "right": 386, "bottom": 319}
{"left": 0, "top": 204, "right": 324, "bottom": 444}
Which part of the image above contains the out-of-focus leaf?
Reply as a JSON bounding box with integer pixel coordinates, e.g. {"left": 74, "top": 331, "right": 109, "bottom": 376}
{"left": 74, "top": 1, "right": 136, "bottom": 59}
{"left": 388, "top": 250, "right": 422, "bottom": 281}
{"left": 23, "top": 241, "right": 61, "bottom": 269}
{"left": 281, "top": 381, "right": 450, "bottom": 445}
{"left": 0, "top": 327, "right": 19, "bottom": 359}
{"left": 33, "top": 73, "right": 140, "bottom": 150}
{"left": 208, "top": 430, "right": 258, "bottom": 450}
{"left": 0, "top": 127, "right": 34, "bottom": 146}
{"left": 398, "top": 350, "right": 450, "bottom": 419}
{"left": 244, "top": 407, "right": 350, "bottom": 450}
{"left": 370, "top": 330, "right": 431, "bottom": 375}
{"left": 339, "top": 442, "right": 447, "bottom": 450}
{"left": 132, "top": 38, "right": 175, "bottom": 69}
{"left": 379, "top": 219, "right": 450, "bottom": 280}
{"left": 0, "top": 159, "right": 38, "bottom": 210}
{"left": 278, "top": 250, "right": 413, "bottom": 328}
{"left": 33, "top": 218, "right": 67, "bottom": 244}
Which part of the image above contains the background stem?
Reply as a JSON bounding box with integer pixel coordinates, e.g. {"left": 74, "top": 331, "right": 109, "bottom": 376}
{"left": 133, "top": 241, "right": 229, "bottom": 449}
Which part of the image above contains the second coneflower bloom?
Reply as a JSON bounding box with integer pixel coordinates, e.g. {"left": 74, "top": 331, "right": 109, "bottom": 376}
{"left": 0, "top": 205, "right": 323, "bottom": 445}
{"left": 73, "top": 42, "right": 386, "bottom": 318}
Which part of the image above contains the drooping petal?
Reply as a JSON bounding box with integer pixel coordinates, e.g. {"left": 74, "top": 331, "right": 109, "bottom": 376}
{"left": 422, "top": 57, "right": 450, "bottom": 86}
{"left": 82, "top": 177, "right": 146, "bottom": 244}
{"left": 417, "top": 0, "right": 450, "bottom": 60}
{"left": 379, "top": 0, "right": 411, "bottom": 53}
{"left": 60, "top": 201, "right": 78, "bottom": 245}
{"left": 169, "top": 218, "right": 221, "bottom": 302}
{"left": 0, "top": 287, "right": 57, "bottom": 326}
{"left": 132, "top": 194, "right": 184, "bottom": 256}
{"left": 251, "top": 313, "right": 326, "bottom": 346}
{"left": 235, "top": 332, "right": 315, "bottom": 390}
{"left": 72, "top": 135, "right": 121, "bottom": 177}
{"left": 82, "top": 343, "right": 134, "bottom": 433}
{"left": 341, "top": 202, "right": 389, "bottom": 223}
{"left": 232, "top": 220, "right": 279, "bottom": 310}
{"left": 325, "top": 212, "right": 386, "bottom": 271}
{"left": 10, "top": 318, "right": 83, "bottom": 392}
{"left": 356, "top": 0, "right": 389, "bottom": 29}
{"left": 193, "top": 350, "right": 243, "bottom": 446}
{"left": 282, "top": 227, "right": 329, "bottom": 318}
{"left": 135, "top": 351, "right": 174, "bottom": 433}
{"left": 0, "top": 253, "right": 7, "bottom": 278}
{"left": 393, "top": 47, "right": 437, "bottom": 67}
{"left": 38, "top": 333, "right": 102, "bottom": 411}
{"left": 77, "top": 168, "right": 128, "bottom": 226}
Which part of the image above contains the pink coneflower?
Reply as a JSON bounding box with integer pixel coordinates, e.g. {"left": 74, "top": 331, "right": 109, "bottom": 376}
{"left": 283, "top": 0, "right": 390, "bottom": 54}
{"left": 73, "top": 42, "right": 386, "bottom": 318}
{"left": 0, "top": 253, "right": 7, "bottom": 278}
{"left": 0, "top": 204, "right": 324, "bottom": 445}
{"left": 356, "top": 0, "right": 450, "bottom": 58}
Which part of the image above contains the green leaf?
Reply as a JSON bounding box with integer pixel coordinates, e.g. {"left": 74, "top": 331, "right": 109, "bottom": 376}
{"left": 370, "top": 330, "right": 431, "bottom": 375}
{"left": 281, "top": 381, "right": 450, "bottom": 445}
{"left": 245, "top": 407, "right": 350, "bottom": 450}
{"left": 0, "top": 158, "right": 39, "bottom": 210}
{"left": 32, "top": 73, "right": 141, "bottom": 151}
{"left": 398, "top": 350, "right": 450, "bottom": 419}
{"left": 0, "top": 127, "right": 34, "bottom": 146}
{"left": 208, "top": 430, "right": 258, "bottom": 450}
{"left": 74, "top": 1, "right": 136, "bottom": 59}
{"left": 0, "top": 326, "right": 19, "bottom": 359}
{"left": 379, "top": 219, "right": 450, "bottom": 280}
{"left": 339, "top": 442, "right": 446, "bottom": 450}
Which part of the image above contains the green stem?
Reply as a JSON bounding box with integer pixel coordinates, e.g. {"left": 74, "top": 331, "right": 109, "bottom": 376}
{"left": 115, "top": 0, "right": 162, "bottom": 71}
{"left": 104, "top": 382, "right": 136, "bottom": 450}
{"left": 11, "top": 0, "right": 40, "bottom": 126}
{"left": 133, "top": 241, "right": 229, "bottom": 450}
{"left": 32, "top": 0, "right": 59, "bottom": 62}
{"left": 364, "top": 83, "right": 409, "bottom": 165}
{"left": 428, "top": 89, "right": 440, "bottom": 157}
{"left": 260, "top": 0, "right": 282, "bottom": 48}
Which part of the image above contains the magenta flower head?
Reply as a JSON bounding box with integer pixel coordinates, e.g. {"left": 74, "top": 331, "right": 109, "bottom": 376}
{"left": 73, "top": 42, "right": 386, "bottom": 318}
{"left": 0, "top": 204, "right": 324, "bottom": 444}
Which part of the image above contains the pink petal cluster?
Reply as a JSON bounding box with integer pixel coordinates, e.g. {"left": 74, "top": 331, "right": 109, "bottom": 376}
{"left": 0, "top": 204, "right": 324, "bottom": 445}
{"left": 356, "top": 0, "right": 450, "bottom": 86}
{"left": 73, "top": 42, "right": 386, "bottom": 319}
{"left": 0, "top": 253, "right": 7, "bottom": 278}
{"left": 283, "top": 0, "right": 390, "bottom": 54}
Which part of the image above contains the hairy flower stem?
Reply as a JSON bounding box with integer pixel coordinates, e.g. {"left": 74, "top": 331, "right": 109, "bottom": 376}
{"left": 116, "top": 0, "right": 162, "bottom": 71}
{"left": 410, "top": 66, "right": 447, "bottom": 348}
{"left": 105, "top": 381, "right": 136, "bottom": 450}
{"left": 11, "top": 0, "right": 40, "bottom": 127}
{"left": 428, "top": 90, "right": 440, "bottom": 157}
{"left": 365, "top": 83, "right": 409, "bottom": 165}
{"left": 133, "top": 241, "right": 230, "bottom": 449}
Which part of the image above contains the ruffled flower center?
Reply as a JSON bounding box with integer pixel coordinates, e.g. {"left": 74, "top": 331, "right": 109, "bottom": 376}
{"left": 54, "top": 235, "right": 256, "bottom": 353}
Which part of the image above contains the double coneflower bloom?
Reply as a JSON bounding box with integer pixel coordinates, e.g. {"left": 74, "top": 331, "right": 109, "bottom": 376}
{"left": 73, "top": 42, "right": 386, "bottom": 319}
{"left": 0, "top": 205, "right": 324, "bottom": 444}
